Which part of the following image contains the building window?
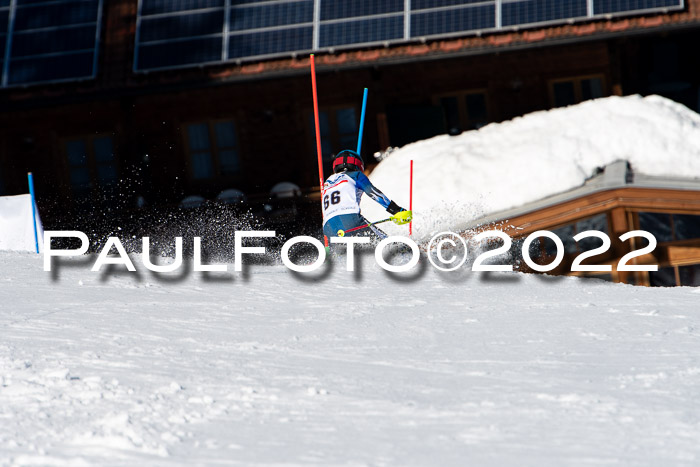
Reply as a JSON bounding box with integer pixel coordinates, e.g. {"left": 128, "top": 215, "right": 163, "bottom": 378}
{"left": 550, "top": 75, "right": 604, "bottom": 108}
{"left": 185, "top": 120, "right": 241, "bottom": 180}
{"left": 435, "top": 90, "right": 489, "bottom": 135}
{"left": 308, "top": 106, "right": 358, "bottom": 168}
{"left": 64, "top": 135, "right": 118, "bottom": 199}
{"left": 542, "top": 214, "right": 610, "bottom": 258}
{"left": 639, "top": 212, "right": 700, "bottom": 243}
{"left": 679, "top": 265, "right": 700, "bottom": 287}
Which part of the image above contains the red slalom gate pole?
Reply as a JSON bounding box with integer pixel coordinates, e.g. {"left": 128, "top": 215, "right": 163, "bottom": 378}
{"left": 409, "top": 159, "right": 414, "bottom": 237}
{"left": 310, "top": 54, "right": 329, "bottom": 248}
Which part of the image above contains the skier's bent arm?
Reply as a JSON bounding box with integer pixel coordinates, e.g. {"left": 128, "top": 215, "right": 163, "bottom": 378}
{"left": 353, "top": 172, "right": 404, "bottom": 213}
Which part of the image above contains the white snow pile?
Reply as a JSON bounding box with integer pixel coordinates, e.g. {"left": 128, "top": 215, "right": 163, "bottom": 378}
{"left": 363, "top": 95, "right": 700, "bottom": 238}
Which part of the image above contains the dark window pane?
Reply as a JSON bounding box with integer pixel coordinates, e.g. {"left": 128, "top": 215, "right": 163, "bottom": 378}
{"left": 576, "top": 214, "right": 609, "bottom": 251}
{"left": 465, "top": 93, "right": 487, "bottom": 121}
{"left": 319, "top": 112, "right": 333, "bottom": 160}
{"left": 0, "top": 0, "right": 9, "bottom": 7}
{"left": 593, "top": 0, "right": 682, "bottom": 15}
{"left": 553, "top": 81, "right": 576, "bottom": 107}
{"left": 679, "top": 265, "right": 700, "bottom": 287}
{"left": 672, "top": 214, "right": 700, "bottom": 241}
{"left": 214, "top": 121, "right": 236, "bottom": 148}
{"left": 576, "top": 214, "right": 608, "bottom": 233}
{"left": 639, "top": 212, "right": 673, "bottom": 243}
{"left": 336, "top": 108, "right": 357, "bottom": 136}
{"left": 229, "top": 1, "right": 313, "bottom": 31}
{"left": 502, "top": 0, "right": 587, "bottom": 27}
{"left": 137, "top": 37, "right": 221, "bottom": 69}
{"left": 320, "top": 0, "right": 404, "bottom": 20}
{"left": 188, "top": 123, "right": 211, "bottom": 151}
{"left": 441, "top": 96, "right": 461, "bottom": 134}
{"left": 8, "top": 51, "right": 94, "bottom": 84}
{"left": 411, "top": 4, "right": 494, "bottom": 37}
{"left": 581, "top": 77, "right": 603, "bottom": 101}
{"left": 191, "top": 152, "right": 214, "bottom": 179}
{"left": 11, "top": 25, "right": 96, "bottom": 58}
{"left": 70, "top": 167, "right": 92, "bottom": 191}
{"left": 66, "top": 140, "right": 88, "bottom": 166}
{"left": 93, "top": 137, "right": 114, "bottom": 163}
{"left": 229, "top": 26, "right": 312, "bottom": 58}
{"left": 14, "top": 2, "right": 99, "bottom": 31}
{"left": 546, "top": 225, "right": 577, "bottom": 256}
{"left": 320, "top": 16, "right": 403, "bottom": 47}
{"left": 310, "top": 111, "right": 333, "bottom": 160}
{"left": 141, "top": 0, "right": 224, "bottom": 15}
{"left": 219, "top": 149, "right": 240, "bottom": 175}
{"left": 97, "top": 164, "right": 118, "bottom": 184}
{"left": 139, "top": 10, "right": 224, "bottom": 42}
{"left": 649, "top": 267, "right": 677, "bottom": 287}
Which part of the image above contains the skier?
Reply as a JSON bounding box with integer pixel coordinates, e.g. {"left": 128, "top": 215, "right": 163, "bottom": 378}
{"left": 321, "top": 149, "right": 411, "bottom": 240}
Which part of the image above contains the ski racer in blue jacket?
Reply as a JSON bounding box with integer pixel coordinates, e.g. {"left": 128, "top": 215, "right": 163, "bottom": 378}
{"left": 322, "top": 149, "right": 410, "bottom": 239}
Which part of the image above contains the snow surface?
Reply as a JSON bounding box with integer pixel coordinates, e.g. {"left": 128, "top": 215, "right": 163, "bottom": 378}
{"left": 2, "top": 250, "right": 700, "bottom": 466}
{"left": 362, "top": 95, "right": 700, "bottom": 239}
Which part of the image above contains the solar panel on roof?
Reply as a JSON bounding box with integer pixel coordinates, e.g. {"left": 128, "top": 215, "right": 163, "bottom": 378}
{"left": 1, "top": 0, "right": 102, "bottom": 87}
{"left": 229, "top": 1, "right": 314, "bottom": 31}
{"left": 593, "top": 0, "right": 682, "bottom": 14}
{"left": 133, "top": 0, "right": 685, "bottom": 72}
{"left": 319, "top": 0, "right": 404, "bottom": 21}
{"left": 229, "top": 26, "right": 313, "bottom": 58}
{"left": 320, "top": 16, "right": 403, "bottom": 48}
{"left": 501, "top": 0, "right": 588, "bottom": 28}
{"left": 141, "top": 0, "right": 225, "bottom": 16}
{"left": 411, "top": 3, "right": 495, "bottom": 37}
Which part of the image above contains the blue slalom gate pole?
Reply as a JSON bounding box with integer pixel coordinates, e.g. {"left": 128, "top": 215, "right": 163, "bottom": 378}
{"left": 27, "top": 172, "right": 39, "bottom": 254}
{"left": 356, "top": 88, "right": 368, "bottom": 155}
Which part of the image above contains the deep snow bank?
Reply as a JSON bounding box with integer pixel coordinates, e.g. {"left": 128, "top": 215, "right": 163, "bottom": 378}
{"left": 362, "top": 95, "right": 700, "bottom": 238}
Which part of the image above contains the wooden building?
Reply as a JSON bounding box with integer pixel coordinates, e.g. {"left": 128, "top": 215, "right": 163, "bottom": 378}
{"left": 0, "top": 0, "right": 699, "bottom": 233}
{"left": 475, "top": 161, "right": 700, "bottom": 286}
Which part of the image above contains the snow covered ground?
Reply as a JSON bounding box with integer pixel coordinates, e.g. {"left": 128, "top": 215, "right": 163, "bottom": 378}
{"left": 2, "top": 250, "right": 700, "bottom": 466}
{"left": 364, "top": 95, "right": 700, "bottom": 238}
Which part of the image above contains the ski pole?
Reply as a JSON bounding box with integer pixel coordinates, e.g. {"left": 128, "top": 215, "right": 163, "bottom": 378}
{"left": 337, "top": 217, "right": 393, "bottom": 237}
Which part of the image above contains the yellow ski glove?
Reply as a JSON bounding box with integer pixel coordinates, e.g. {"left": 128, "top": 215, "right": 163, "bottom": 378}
{"left": 391, "top": 210, "right": 413, "bottom": 225}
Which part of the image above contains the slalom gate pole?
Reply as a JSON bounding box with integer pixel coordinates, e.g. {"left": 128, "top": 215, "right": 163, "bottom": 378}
{"left": 356, "top": 88, "right": 368, "bottom": 155}
{"left": 310, "top": 54, "right": 329, "bottom": 248}
{"left": 27, "top": 172, "right": 39, "bottom": 254}
{"left": 409, "top": 160, "right": 414, "bottom": 237}
{"left": 337, "top": 217, "right": 393, "bottom": 237}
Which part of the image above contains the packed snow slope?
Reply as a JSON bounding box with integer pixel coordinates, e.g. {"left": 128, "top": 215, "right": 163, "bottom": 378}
{"left": 363, "top": 95, "right": 700, "bottom": 238}
{"left": 2, "top": 250, "right": 700, "bottom": 466}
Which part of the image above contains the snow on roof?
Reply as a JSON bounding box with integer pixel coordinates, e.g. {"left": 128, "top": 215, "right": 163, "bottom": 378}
{"left": 361, "top": 95, "right": 700, "bottom": 239}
